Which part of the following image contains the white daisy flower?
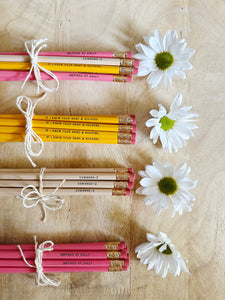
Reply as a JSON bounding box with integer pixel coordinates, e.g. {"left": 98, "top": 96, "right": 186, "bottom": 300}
{"left": 136, "top": 160, "right": 197, "bottom": 216}
{"left": 135, "top": 232, "right": 189, "bottom": 278}
{"left": 145, "top": 93, "right": 198, "bottom": 152}
{"left": 134, "top": 29, "right": 195, "bottom": 89}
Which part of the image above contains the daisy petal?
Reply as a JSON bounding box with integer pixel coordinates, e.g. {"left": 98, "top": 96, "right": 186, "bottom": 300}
{"left": 170, "top": 93, "right": 183, "bottom": 110}
{"left": 137, "top": 66, "right": 151, "bottom": 76}
{"left": 145, "top": 118, "right": 159, "bottom": 128}
{"left": 145, "top": 165, "right": 162, "bottom": 178}
{"left": 134, "top": 29, "right": 195, "bottom": 89}
{"left": 136, "top": 160, "right": 196, "bottom": 216}
{"left": 149, "top": 36, "right": 162, "bottom": 52}
{"left": 147, "top": 71, "right": 164, "bottom": 89}
{"left": 146, "top": 93, "right": 198, "bottom": 152}
{"left": 138, "top": 43, "right": 156, "bottom": 58}
{"left": 175, "top": 70, "right": 186, "bottom": 79}
{"left": 136, "top": 232, "right": 189, "bottom": 278}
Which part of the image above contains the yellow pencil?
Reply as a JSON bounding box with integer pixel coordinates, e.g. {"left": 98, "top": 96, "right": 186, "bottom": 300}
{"left": 0, "top": 133, "right": 135, "bottom": 144}
{"left": 0, "top": 114, "right": 135, "bottom": 125}
{"left": 0, "top": 61, "right": 136, "bottom": 75}
{"left": 0, "top": 126, "right": 134, "bottom": 140}
{"left": 0, "top": 119, "right": 135, "bottom": 133}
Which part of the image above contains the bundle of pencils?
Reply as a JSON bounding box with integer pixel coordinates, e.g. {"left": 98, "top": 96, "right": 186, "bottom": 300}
{"left": 0, "top": 114, "right": 137, "bottom": 145}
{"left": 0, "top": 241, "right": 129, "bottom": 273}
{"left": 0, "top": 167, "right": 135, "bottom": 196}
{"left": 0, "top": 51, "right": 139, "bottom": 83}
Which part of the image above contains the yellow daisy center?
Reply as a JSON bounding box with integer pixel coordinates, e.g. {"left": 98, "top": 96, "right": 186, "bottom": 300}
{"left": 155, "top": 51, "right": 174, "bottom": 70}
{"left": 156, "top": 243, "right": 173, "bottom": 255}
{"left": 160, "top": 116, "right": 175, "bottom": 131}
{"left": 158, "top": 177, "right": 178, "bottom": 195}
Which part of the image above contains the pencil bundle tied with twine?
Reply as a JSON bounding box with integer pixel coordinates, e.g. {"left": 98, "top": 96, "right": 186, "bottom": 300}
{"left": 0, "top": 39, "right": 139, "bottom": 88}
{"left": 0, "top": 109, "right": 137, "bottom": 167}
{"left": 0, "top": 167, "right": 135, "bottom": 221}
{"left": 0, "top": 237, "right": 129, "bottom": 286}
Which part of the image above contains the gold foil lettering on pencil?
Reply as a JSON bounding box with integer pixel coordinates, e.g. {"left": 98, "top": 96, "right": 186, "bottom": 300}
{"left": 118, "top": 139, "right": 132, "bottom": 144}
{"left": 118, "top": 115, "right": 133, "bottom": 124}
{"left": 114, "top": 168, "right": 128, "bottom": 173}
{"left": 113, "top": 75, "right": 127, "bottom": 82}
{"left": 114, "top": 181, "right": 128, "bottom": 188}
{"left": 117, "top": 132, "right": 132, "bottom": 139}
{"left": 118, "top": 125, "right": 133, "bottom": 132}
{"left": 110, "top": 260, "right": 124, "bottom": 267}
{"left": 112, "top": 189, "right": 126, "bottom": 196}
{"left": 104, "top": 242, "right": 120, "bottom": 250}
{"left": 120, "top": 59, "right": 134, "bottom": 67}
{"left": 106, "top": 251, "right": 121, "bottom": 259}
{"left": 119, "top": 67, "right": 133, "bottom": 74}
{"left": 113, "top": 52, "right": 128, "bottom": 58}
{"left": 108, "top": 266, "right": 123, "bottom": 271}
{"left": 116, "top": 173, "right": 130, "bottom": 181}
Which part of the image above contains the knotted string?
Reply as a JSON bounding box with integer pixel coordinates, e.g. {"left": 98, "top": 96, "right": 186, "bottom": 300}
{"left": 16, "top": 94, "right": 47, "bottom": 167}
{"left": 17, "top": 236, "right": 61, "bottom": 286}
{"left": 21, "top": 39, "right": 59, "bottom": 94}
{"left": 17, "top": 168, "right": 66, "bottom": 222}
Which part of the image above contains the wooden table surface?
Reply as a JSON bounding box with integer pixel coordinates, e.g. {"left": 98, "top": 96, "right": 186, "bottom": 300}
{"left": 0, "top": 0, "right": 224, "bottom": 299}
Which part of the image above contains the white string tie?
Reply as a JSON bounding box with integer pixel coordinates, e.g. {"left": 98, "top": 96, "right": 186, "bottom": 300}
{"left": 17, "top": 236, "right": 61, "bottom": 286}
{"left": 21, "top": 39, "right": 59, "bottom": 94}
{"left": 16, "top": 94, "right": 47, "bottom": 167}
{"left": 17, "top": 168, "right": 66, "bottom": 222}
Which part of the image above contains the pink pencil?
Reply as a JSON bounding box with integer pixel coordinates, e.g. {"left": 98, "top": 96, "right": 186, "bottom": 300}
{"left": 0, "top": 266, "right": 128, "bottom": 273}
{"left": 0, "top": 70, "right": 132, "bottom": 83}
{"left": 0, "top": 250, "right": 128, "bottom": 260}
{"left": 0, "top": 259, "right": 129, "bottom": 268}
{"left": 0, "top": 241, "right": 126, "bottom": 251}
{"left": 0, "top": 51, "right": 133, "bottom": 59}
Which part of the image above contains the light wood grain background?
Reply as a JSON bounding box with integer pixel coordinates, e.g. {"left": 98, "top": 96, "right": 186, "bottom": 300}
{"left": 0, "top": 0, "right": 224, "bottom": 299}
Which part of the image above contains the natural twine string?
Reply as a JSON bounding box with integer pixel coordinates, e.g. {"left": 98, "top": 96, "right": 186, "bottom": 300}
{"left": 17, "top": 168, "right": 66, "bottom": 222}
{"left": 21, "top": 39, "right": 59, "bottom": 94}
{"left": 17, "top": 236, "right": 61, "bottom": 286}
{"left": 16, "top": 94, "right": 47, "bottom": 167}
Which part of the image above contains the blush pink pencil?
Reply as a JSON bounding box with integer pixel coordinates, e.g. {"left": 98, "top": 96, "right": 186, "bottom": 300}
{"left": 0, "top": 51, "right": 132, "bottom": 59}
{"left": 0, "top": 250, "right": 128, "bottom": 260}
{"left": 0, "top": 241, "right": 126, "bottom": 251}
{"left": 0, "top": 266, "right": 128, "bottom": 273}
{"left": 0, "top": 259, "right": 129, "bottom": 268}
{"left": 0, "top": 70, "right": 132, "bottom": 83}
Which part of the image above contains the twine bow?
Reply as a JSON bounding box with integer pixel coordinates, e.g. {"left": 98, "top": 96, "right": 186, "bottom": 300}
{"left": 17, "top": 236, "right": 61, "bottom": 286}
{"left": 16, "top": 94, "right": 47, "bottom": 167}
{"left": 17, "top": 168, "right": 66, "bottom": 222}
{"left": 21, "top": 39, "right": 59, "bottom": 94}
